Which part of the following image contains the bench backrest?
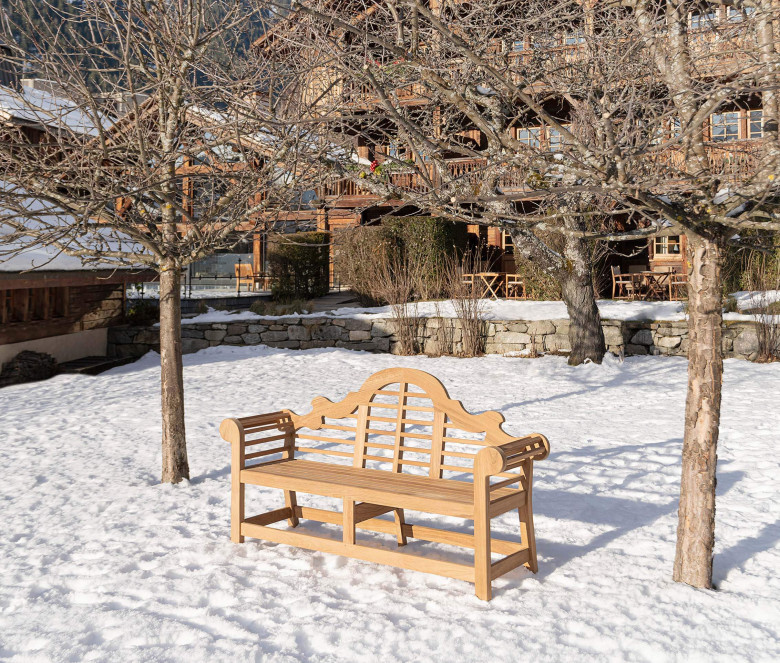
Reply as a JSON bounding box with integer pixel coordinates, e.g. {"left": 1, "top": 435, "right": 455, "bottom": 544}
{"left": 235, "top": 263, "right": 254, "bottom": 279}
{"left": 276, "top": 367, "right": 548, "bottom": 481}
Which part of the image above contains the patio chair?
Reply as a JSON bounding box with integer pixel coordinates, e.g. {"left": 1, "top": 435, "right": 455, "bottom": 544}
{"left": 611, "top": 266, "right": 640, "bottom": 300}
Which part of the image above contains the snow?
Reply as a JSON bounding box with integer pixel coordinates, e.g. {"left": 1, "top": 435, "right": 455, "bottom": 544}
{"left": 182, "top": 298, "right": 692, "bottom": 325}
{"left": 1, "top": 346, "right": 780, "bottom": 661}
{"left": 731, "top": 290, "right": 780, "bottom": 311}
{"left": 0, "top": 83, "right": 102, "bottom": 135}
{"left": 0, "top": 184, "right": 148, "bottom": 273}
{"left": 127, "top": 285, "right": 271, "bottom": 300}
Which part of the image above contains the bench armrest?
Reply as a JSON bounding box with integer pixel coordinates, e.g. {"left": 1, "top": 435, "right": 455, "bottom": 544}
{"left": 219, "top": 410, "right": 293, "bottom": 445}
{"left": 474, "top": 434, "right": 550, "bottom": 477}
{"left": 220, "top": 411, "right": 296, "bottom": 468}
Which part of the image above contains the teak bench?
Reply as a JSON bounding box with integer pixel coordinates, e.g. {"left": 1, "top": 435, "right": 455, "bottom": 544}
{"left": 220, "top": 367, "right": 550, "bottom": 600}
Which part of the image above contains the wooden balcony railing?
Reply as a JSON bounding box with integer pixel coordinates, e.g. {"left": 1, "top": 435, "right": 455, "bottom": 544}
{"left": 322, "top": 140, "right": 765, "bottom": 202}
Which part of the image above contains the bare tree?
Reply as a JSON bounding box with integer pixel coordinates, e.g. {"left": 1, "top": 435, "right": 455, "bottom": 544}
{"left": 272, "top": 0, "right": 780, "bottom": 587}
{"left": 0, "top": 0, "right": 330, "bottom": 483}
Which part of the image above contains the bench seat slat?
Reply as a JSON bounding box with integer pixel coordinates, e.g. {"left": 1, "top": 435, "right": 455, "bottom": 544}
{"left": 240, "top": 459, "right": 523, "bottom": 519}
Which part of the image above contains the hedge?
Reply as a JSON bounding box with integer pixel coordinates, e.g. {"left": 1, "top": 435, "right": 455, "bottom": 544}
{"left": 268, "top": 231, "right": 330, "bottom": 301}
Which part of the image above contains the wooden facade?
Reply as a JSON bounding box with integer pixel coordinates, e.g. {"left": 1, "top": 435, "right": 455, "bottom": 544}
{"left": 260, "top": 3, "right": 763, "bottom": 295}
{"left": 0, "top": 269, "right": 152, "bottom": 347}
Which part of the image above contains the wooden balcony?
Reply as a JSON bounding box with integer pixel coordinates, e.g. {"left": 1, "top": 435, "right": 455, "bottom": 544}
{"left": 648, "top": 140, "right": 763, "bottom": 182}
{"left": 322, "top": 140, "right": 764, "bottom": 206}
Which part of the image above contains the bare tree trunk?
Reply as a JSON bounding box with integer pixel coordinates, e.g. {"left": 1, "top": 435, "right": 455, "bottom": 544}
{"left": 560, "top": 269, "right": 606, "bottom": 365}
{"left": 560, "top": 226, "right": 606, "bottom": 365}
{"left": 673, "top": 232, "right": 723, "bottom": 588}
{"left": 159, "top": 264, "right": 189, "bottom": 483}
{"left": 510, "top": 223, "right": 606, "bottom": 365}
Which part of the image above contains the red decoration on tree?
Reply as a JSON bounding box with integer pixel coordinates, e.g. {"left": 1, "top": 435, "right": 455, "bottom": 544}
{"left": 370, "top": 160, "right": 378, "bottom": 173}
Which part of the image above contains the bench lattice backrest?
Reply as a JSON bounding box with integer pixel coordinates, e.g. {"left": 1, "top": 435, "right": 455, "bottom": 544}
{"left": 237, "top": 368, "right": 548, "bottom": 484}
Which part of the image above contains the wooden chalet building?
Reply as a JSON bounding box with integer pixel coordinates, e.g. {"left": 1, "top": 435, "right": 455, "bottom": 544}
{"left": 257, "top": 1, "right": 767, "bottom": 297}
{"left": 1, "top": 79, "right": 152, "bottom": 366}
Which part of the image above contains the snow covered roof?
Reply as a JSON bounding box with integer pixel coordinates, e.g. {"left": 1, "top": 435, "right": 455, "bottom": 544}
{"left": 0, "top": 185, "right": 149, "bottom": 273}
{"left": 0, "top": 80, "right": 102, "bottom": 135}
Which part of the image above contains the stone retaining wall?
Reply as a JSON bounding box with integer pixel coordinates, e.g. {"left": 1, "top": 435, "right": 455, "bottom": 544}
{"left": 108, "top": 315, "right": 762, "bottom": 361}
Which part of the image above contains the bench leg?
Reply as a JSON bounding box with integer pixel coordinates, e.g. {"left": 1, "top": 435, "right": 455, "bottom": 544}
{"left": 231, "top": 481, "right": 245, "bottom": 544}
{"left": 285, "top": 490, "right": 300, "bottom": 528}
{"left": 520, "top": 464, "right": 538, "bottom": 573}
{"left": 474, "top": 484, "right": 492, "bottom": 601}
{"left": 394, "top": 508, "right": 408, "bottom": 546}
{"left": 519, "top": 504, "right": 538, "bottom": 573}
{"left": 343, "top": 498, "right": 356, "bottom": 545}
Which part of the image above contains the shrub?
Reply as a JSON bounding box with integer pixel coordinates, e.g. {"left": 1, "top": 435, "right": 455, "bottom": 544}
{"left": 335, "top": 216, "right": 466, "bottom": 304}
{"left": 125, "top": 298, "right": 159, "bottom": 325}
{"left": 268, "top": 231, "right": 330, "bottom": 301}
{"left": 249, "top": 299, "right": 311, "bottom": 316}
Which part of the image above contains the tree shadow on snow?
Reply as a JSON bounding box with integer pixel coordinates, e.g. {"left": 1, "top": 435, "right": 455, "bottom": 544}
{"left": 714, "top": 518, "right": 780, "bottom": 584}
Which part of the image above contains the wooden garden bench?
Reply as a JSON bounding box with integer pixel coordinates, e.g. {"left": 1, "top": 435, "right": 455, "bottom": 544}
{"left": 220, "top": 367, "right": 550, "bottom": 600}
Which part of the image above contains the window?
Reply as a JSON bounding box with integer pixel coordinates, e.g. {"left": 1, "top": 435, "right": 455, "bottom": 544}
{"left": 512, "top": 39, "right": 526, "bottom": 52}
{"left": 1, "top": 287, "right": 68, "bottom": 324}
{"left": 502, "top": 230, "right": 514, "bottom": 253}
{"left": 564, "top": 31, "right": 585, "bottom": 46}
{"left": 749, "top": 109, "right": 763, "bottom": 139}
{"left": 517, "top": 127, "right": 541, "bottom": 148}
{"left": 711, "top": 112, "right": 740, "bottom": 141}
{"left": 690, "top": 9, "right": 717, "bottom": 31}
{"left": 547, "top": 125, "right": 569, "bottom": 152}
{"left": 650, "top": 118, "right": 682, "bottom": 145}
{"left": 387, "top": 140, "right": 406, "bottom": 159}
{"left": 654, "top": 236, "right": 682, "bottom": 256}
{"left": 727, "top": 6, "right": 755, "bottom": 22}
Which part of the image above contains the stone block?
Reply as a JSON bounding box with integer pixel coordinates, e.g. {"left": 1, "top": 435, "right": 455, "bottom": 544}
{"left": 261, "top": 331, "right": 288, "bottom": 342}
{"left": 630, "top": 329, "right": 653, "bottom": 346}
{"left": 247, "top": 325, "right": 267, "bottom": 334}
{"left": 526, "top": 321, "right": 556, "bottom": 336}
{"left": 287, "top": 325, "right": 311, "bottom": 341}
{"left": 602, "top": 325, "right": 625, "bottom": 346}
{"left": 223, "top": 335, "right": 243, "bottom": 344}
{"left": 114, "top": 343, "right": 148, "bottom": 358}
{"left": 655, "top": 335, "right": 682, "bottom": 349}
{"left": 268, "top": 341, "right": 301, "bottom": 349}
{"left": 110, "top": 328, "right": 136, "bottom": 344}
{"left": 371, "top": 321, "right": 394, "bottom": 337}
{"left": 227, "top": 324, "right": 247, "bottom": 336}
{"left": 498, "top": 331, "right": 532, "bottom": 345}
{"left": 734, "top": 328, "right": 759, "bottom": 356}
{"left": 134, "top": 330, "right": 160, "bottom": 345}
{"left": 181, "top": 338, "right": 209, "bottom": 354}
{"left": 625, "top": 343, "right": 648, "bottom": 355}
{"left": 300, "top": 340, "right": 333, "bottom": 350}
{"left": 344, "top": 318, "right": 372, "bottom": 332}
{"left": 212, "top": 324, "right": 227, "bottom": 330}
{"left": 241, "top": 333, "right": 261, "bottom": 344}
{"left": 349, "top": 330, "right": 372, "bottom": 341}
{"left": 316, "top": 325, "right": 346, "bottom": 341}
{"left": 204, "top": 329, "right": 226, "bottom": 341}
{"left": 504, "top": 322, "right": 528, "bottom": 333}
{"left": 181, "top": 329, "right": 205, "bottom": 339}
{"left": 545, "top": 334, "right": 571, "bottom": 352}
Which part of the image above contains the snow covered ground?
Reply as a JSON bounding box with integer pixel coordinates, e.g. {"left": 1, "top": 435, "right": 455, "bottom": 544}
{"left": 127, "top": 285, "right": 271, "bottom": 300}
{"left": 1, "top": 347, "right": 779, "bottom": 662}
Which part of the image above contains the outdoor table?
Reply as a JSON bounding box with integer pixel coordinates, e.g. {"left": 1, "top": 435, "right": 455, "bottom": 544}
{"left": 473, "top": 272, "right": 505, "bottom": 299}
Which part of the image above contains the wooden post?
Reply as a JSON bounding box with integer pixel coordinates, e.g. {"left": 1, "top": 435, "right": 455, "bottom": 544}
{"left": 519, "top": 462, "right": 538, "bottom": 573}
{"left": 343, "top": 498, "right": 356, "bottom": 545}
{"left": 230, "top": 437, "right": 245, "bottom": 544}
{"left": 253, "top": 232, "right": 262, "bottom": 276}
